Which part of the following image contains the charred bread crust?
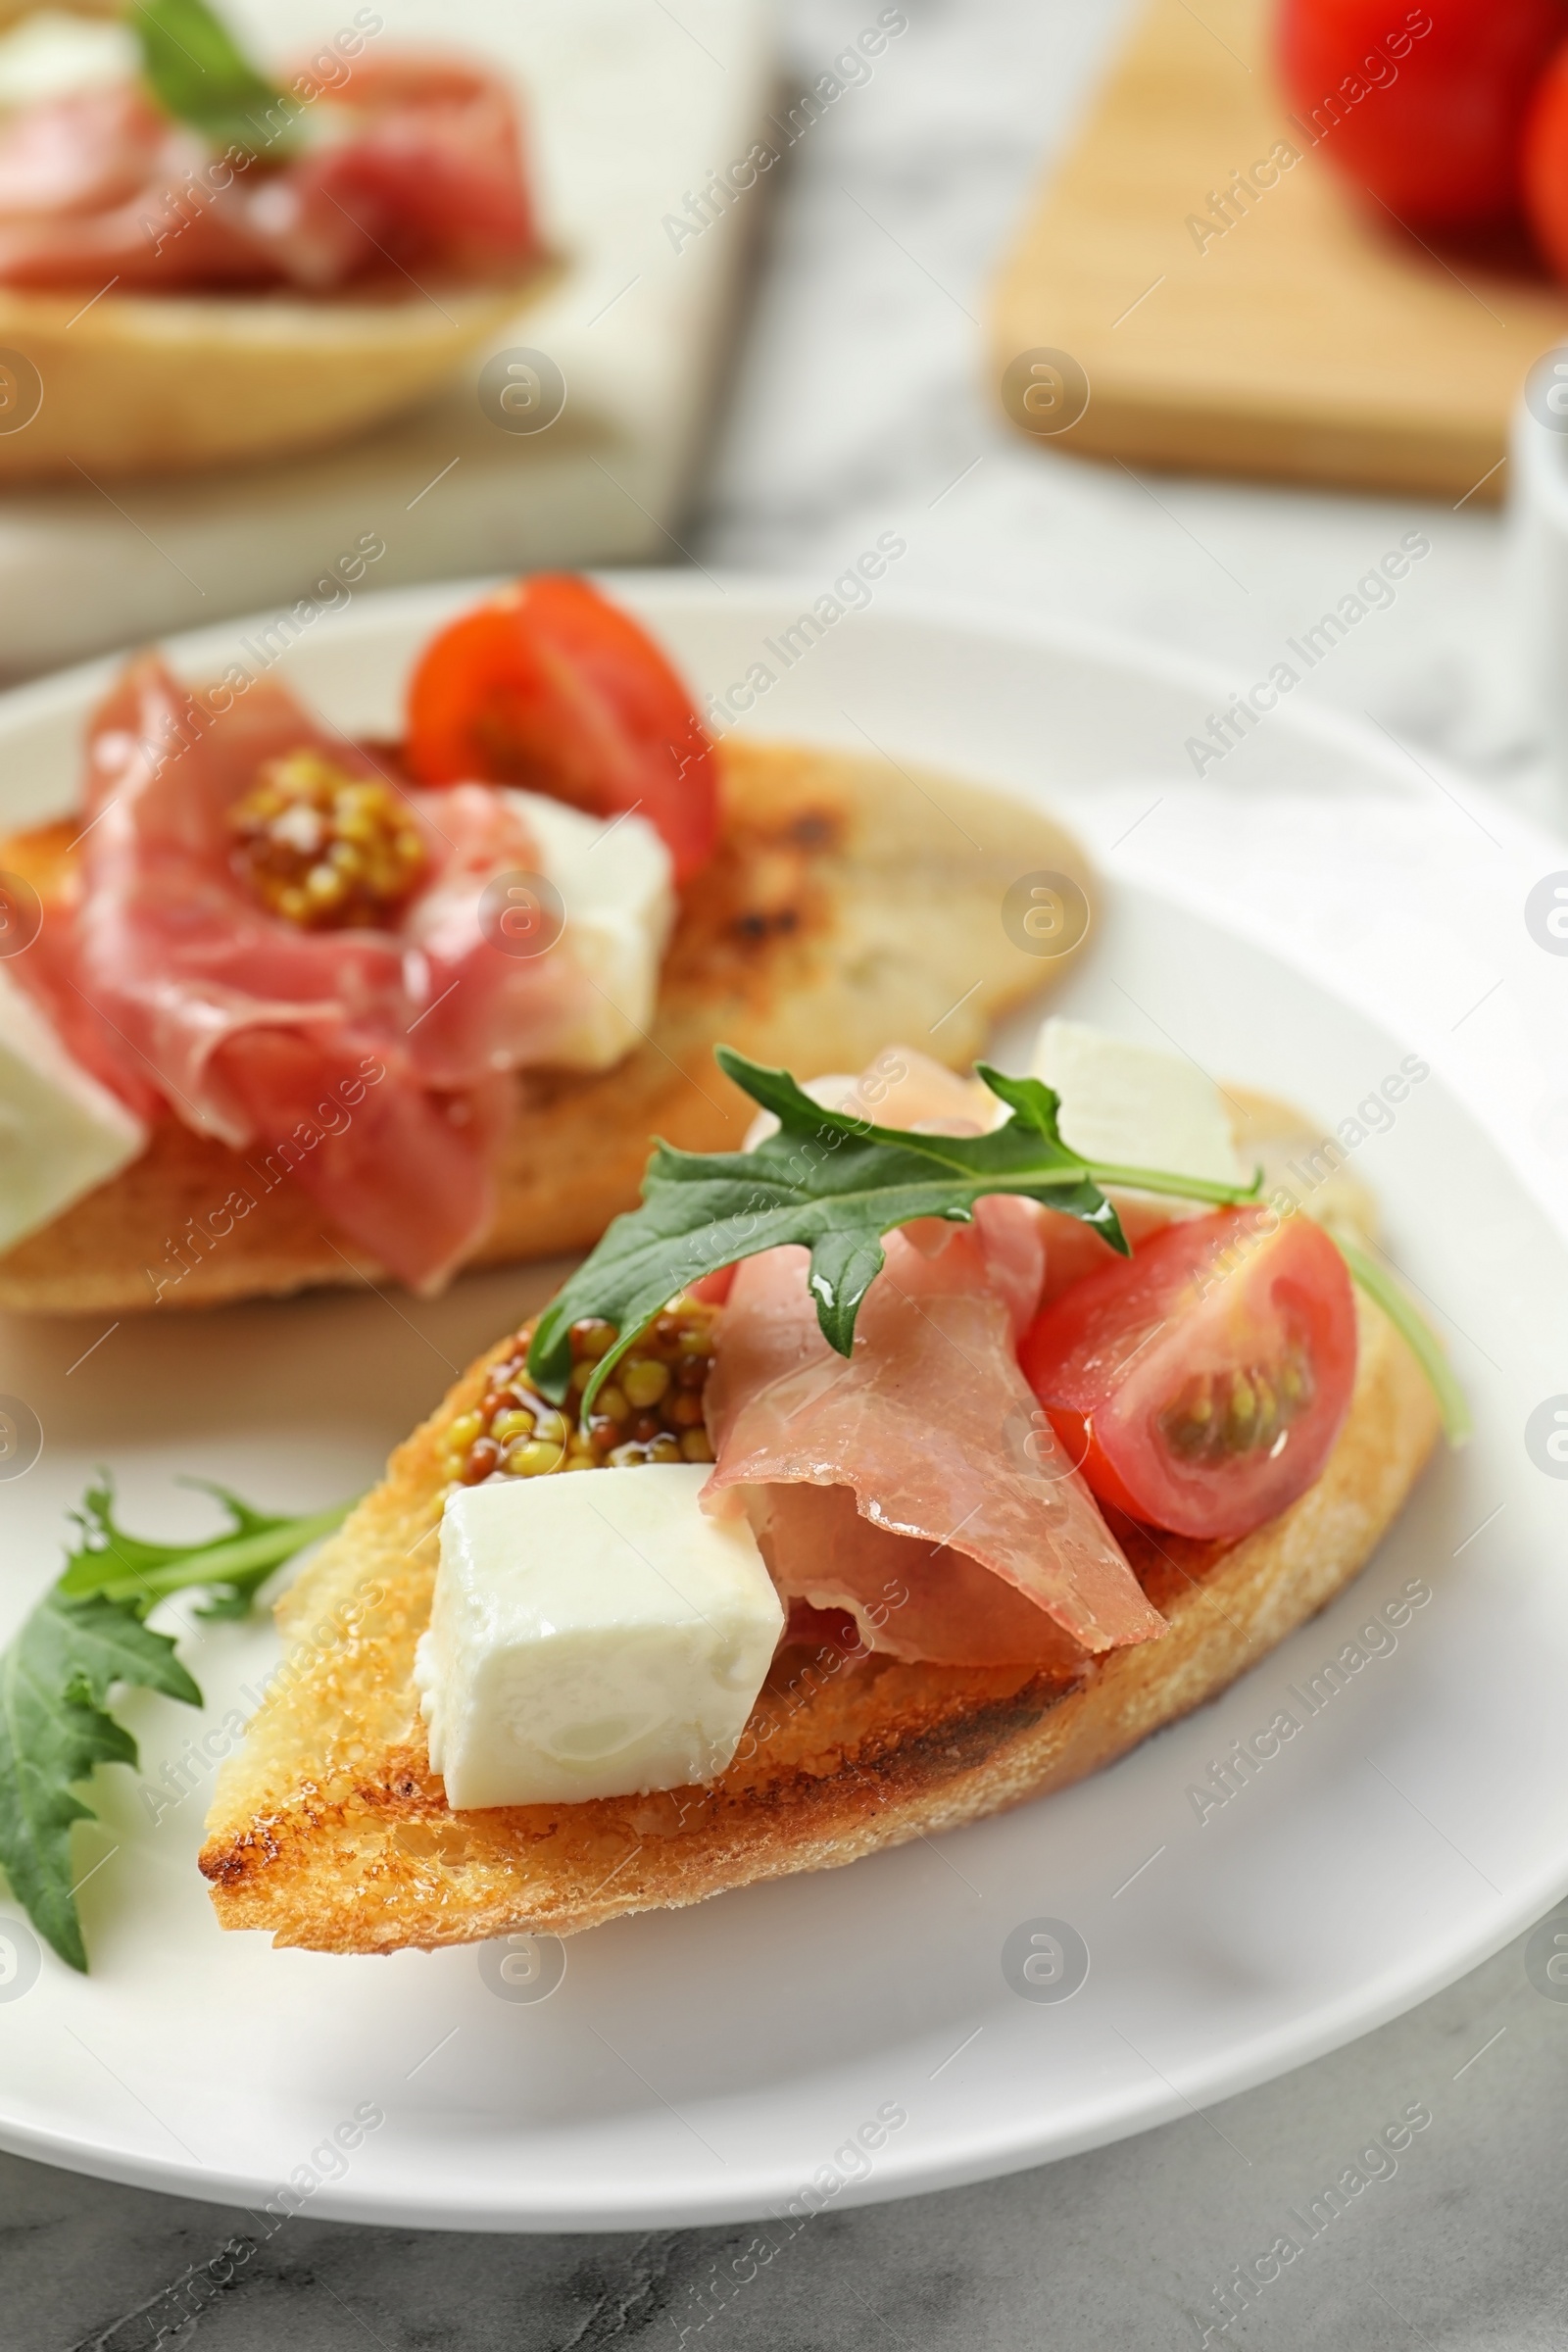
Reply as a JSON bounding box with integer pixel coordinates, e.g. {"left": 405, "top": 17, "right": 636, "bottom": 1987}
{"left": 199, "top": 1289, "right": 1442, "bottom": 1953}
{"left": 0, "top": 739, "right": 1091, "bottom": 1312}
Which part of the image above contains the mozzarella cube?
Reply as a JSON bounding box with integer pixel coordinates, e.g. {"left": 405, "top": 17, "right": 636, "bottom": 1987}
{"left": 0, "top": 13, "right": 139, "bottom": 110}
{"left": 506, "top": 791, "right": 674, "bottom": 1070}
{"left": 0, "top": 965, "right": 146, "bottom": 1252}
{"left": 415, "top": 1466, "right": 783, "bottom": 1809}
{"left": 1031, "top": 1016, "right": 1244, "bottom": 1191}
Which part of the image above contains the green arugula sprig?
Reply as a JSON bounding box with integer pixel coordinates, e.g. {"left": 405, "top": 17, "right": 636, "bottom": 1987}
{"left": 131, "top": 0, "right": 297, "bottom": 159}
{"left": 529, "top": 1048, "right": 1470, "bottom": 1449}
{"left": 0, "top": 1477, "right": 354, "bottom": 1972}
{"left": 528, "top": 1047, "right": 1262, "bottom": 1413}
{"left": 57, "top": 1475, "right": 347, "bottom": 1620}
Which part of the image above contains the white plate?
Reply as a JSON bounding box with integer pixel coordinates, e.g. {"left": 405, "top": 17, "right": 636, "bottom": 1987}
{"left": 1, "top": 580, "right": 1566, "bottom": 2232}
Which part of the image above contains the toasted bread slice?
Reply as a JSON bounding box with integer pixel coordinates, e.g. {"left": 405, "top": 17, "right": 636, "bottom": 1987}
{"left": 0, "top": 739, "right": 1086, "bottom": 1314}
{"left": 200, "top": 1124, "right": 1443, "bottom": 1954}
{"left": 0, "top": 278, "right": 549, "bottom": 484}
{"left": 0, "top": 270, "right": 561, "bottom": 483}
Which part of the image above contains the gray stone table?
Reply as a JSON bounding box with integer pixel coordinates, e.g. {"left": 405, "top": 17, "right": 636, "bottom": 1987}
{"left": 8, "top": 1, "right": 1568, "bottom": 2343}
{"left": 7, "top": 1922, "right": 1568, "bottom": 2348}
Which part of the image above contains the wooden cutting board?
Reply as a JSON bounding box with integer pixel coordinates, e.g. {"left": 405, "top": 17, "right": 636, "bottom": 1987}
{"left": 991, "top": 0, "right": 1568, "bottom": 501}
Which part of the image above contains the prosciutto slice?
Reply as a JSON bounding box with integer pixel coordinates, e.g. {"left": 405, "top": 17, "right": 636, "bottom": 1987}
{"left": 703, "top": 1234, "right": 1166, "bottom": 1669}
{"left": 22, "top": 657, "right": 589, "bottom": 1290}
{"left": 0, "top": 56, "right": 540, "bottom": 294}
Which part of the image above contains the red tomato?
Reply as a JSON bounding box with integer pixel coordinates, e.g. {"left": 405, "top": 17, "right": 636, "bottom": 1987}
{"left": 1278, "top": 0, "right": 1565, "bottom": 230}
{"left": 1522, "top": 40, "right": 1568, "bottom": 274}
{"left": 404, "top": 575, "right": 719, "bottom": 884}
{"left": 1019, "top": 1207, "right": 1357, "bottom": 1544}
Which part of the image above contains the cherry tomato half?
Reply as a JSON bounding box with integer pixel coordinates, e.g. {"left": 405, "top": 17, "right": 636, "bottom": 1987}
{"left": 1278, "top": 0, "right": 1565, "bottom": 231}
{"left": 404, "top": 574, "right": 719, "bottom": 883}
{"left": 1019, "top": 1207, "right": 1357, "bottom": 1544}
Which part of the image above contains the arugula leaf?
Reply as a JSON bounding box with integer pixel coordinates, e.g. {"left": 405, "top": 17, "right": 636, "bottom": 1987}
{"left": 0, "top": 1477, "right": 355, "bottom": 1972}
{"left": 130, "top": 0, "right": 297, "bottom": 158}
{"left": 58, "top": 1475, "right": 350, "bottom": 1620}
{"left": 0, "top": 1592, "right": 198, "bottom": 1972}
{"left": 528, "top": 1047, "right": 1260, "bottom": 1411}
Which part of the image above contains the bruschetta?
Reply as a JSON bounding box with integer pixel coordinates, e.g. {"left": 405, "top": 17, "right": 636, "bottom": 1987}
{"left": 199, "top": 1031, "right": 1447, "bottom": 1953}
{"left": 0, "top": 0, "right": 556, "bottom": 477}
{"left": 0, "top": 574, "right": 1092, "bottom": 1310}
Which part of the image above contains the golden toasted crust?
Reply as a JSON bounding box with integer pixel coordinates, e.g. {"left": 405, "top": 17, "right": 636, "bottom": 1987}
{"left": 199, "top": 1285, "right": 1442, "bottom": 1954}
{"left": 0, "top": 738, "right": 1087, "bottom": 1313}
{"left": 0, "top": 270, "right": 561, "bottom": 482}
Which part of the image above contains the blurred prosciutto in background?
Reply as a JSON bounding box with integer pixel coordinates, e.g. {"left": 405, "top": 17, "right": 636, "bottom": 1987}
{"left": 0, "top": 52, "right": 541, "bottom": 291}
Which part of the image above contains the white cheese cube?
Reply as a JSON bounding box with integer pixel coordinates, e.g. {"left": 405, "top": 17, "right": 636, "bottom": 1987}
{"left": 0, "top": 965, "right": 146, "bottom": 1253}
{"left": 415, "top": 1466, "right": 783, "bottom": 1809}
{"left": 0, "top": 13, "right": 139, "bottom": 110}
{"left": 505, "top": 791, "right": 674, "bottom": 1071}
{"left": 1031, "top": 1016, "right": 1245, "bottom": 1191}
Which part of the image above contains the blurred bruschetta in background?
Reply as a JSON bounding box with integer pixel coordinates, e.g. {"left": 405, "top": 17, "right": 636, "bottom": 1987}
{"left": 0, "top": 573, "right": 1093, "bottom": 1310}
{"left": 0, "top": 0, "right": 559, "bottom": 477}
